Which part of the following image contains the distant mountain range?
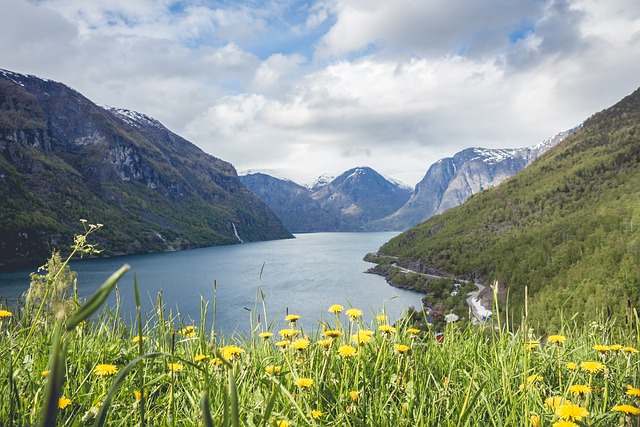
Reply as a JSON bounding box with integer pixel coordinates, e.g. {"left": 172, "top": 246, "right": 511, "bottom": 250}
{"left": 241, "top": 130, "right": 574, "bottom": 232}
{"left": 0, "top": 68, "right": 291, "bottom": 269}
{"left": 240, "top": 167, "right": 412, "bottom": 232}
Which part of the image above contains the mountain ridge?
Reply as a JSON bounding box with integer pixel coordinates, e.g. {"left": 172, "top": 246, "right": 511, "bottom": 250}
{"left": 0, "top": 68, "right": 292, "bottom": 269}
{"left": 240, "top": 166, "right": 412, "bottom": 232}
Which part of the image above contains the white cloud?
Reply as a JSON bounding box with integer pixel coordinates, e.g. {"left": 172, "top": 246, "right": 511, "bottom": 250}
{"left": 2, "top": 0, "right": 640, "bottom": 187}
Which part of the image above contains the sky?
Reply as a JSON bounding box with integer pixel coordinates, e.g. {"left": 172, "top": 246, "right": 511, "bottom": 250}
{"left": 2, "top": 0, "right": 640, "bottom": 187}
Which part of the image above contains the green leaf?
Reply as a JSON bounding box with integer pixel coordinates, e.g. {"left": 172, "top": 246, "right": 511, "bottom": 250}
{"left": 66, "top": 264, "right": 130, "bottom": 330}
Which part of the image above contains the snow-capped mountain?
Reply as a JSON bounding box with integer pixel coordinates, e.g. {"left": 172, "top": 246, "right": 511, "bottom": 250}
{"left": 240, "top": 167, "right": 412, "bottom": 232}
{"left": 371, "top": 128, "right": 577, "bottom": 230}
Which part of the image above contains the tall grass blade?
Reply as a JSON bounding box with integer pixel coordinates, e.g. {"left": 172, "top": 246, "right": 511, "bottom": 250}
{"left": 227, "top": 367, "right": 240, "bottom": 427}
{"left": 37, "top": 321, "right": 67, "bottom": 427}
{"left": 201, "top": 388, "right": 215, "bottom": 427}
{"left": 134, "top": 275, "right": 146, "bottom": 427}
{"left": 66, "top": 264, "right": 130, "bottom": 330}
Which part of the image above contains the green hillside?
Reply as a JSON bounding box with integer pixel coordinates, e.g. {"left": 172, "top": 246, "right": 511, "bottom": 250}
{"left": 0, "top": 70, "right": 292, "bottom": 269}
{"left": 375, "top": 87, "right": 640, "bottom": 332}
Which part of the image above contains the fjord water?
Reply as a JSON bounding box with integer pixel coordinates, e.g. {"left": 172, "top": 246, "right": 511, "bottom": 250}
{"left": 0, "top": 232, "right": 423, "bottom": 334}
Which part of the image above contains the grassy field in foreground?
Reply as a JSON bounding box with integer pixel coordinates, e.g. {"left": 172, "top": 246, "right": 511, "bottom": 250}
{"left": 2, "top": 283, "right": 640, "bottom": 426}
{"left": 1, "top": 226, "right": 639, "bottom": 426}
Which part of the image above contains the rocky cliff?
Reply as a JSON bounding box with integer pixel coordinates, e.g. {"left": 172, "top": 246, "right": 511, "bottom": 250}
{"left": 0, "top": 69, "right": 291, "bottom": 269}
{"left": 372, "top": 129, "right": 576, "bottom": 230}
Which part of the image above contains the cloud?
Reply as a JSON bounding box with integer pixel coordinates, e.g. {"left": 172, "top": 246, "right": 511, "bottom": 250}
{"left": 2, "top": 0, "right": 640, "bottom": 187}
{"left": 314, "top": 0, "right": 545, "bottom": 60}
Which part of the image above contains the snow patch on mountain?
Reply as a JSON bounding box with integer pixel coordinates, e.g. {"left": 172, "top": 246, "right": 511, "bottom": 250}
{"left": 105, "top": 106, "right": 164, "bottom": 130}
{"left": 306, "top": 173, "right": 335, "bottom": 190}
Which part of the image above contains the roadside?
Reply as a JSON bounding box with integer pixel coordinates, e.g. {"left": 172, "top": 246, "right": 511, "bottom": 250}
{"left": 364, "top": 252, "right": 493, "bottom": 324}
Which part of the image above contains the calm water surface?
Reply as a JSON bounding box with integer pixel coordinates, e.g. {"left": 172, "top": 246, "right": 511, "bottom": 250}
{"left": 0, "top": 232, "right": 423, "bottom": 335}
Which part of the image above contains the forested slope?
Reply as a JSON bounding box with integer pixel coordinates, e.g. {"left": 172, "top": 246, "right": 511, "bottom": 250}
{"left": 376, "top": 87, "right": 640, "bottom": 331}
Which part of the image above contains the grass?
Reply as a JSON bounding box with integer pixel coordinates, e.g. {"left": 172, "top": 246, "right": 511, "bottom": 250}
{"left": 1, "top": 227, "right": 639, "bottom": 426}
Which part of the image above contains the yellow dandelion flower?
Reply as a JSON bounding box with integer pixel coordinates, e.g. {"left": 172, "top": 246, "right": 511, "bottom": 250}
{"left": 291, "top": 338, "right": 310, "bottom": 350}
{"left": 612, "top": 404, "right": 640, "bottom": 415}
{"left": 276, "top": 420, "right": 289, "bottom": 427}
{"left": 580, "top": 361, "right": 605, "bottom": 374}
{"left": 295, "top": 378, "right": 313, "bottom": 388}
{"left": 194, "top": 354, "right": 209, "bottom": 362}
{"left": 407, "top": 328, "right": 420, "bottom": 335}
{"left": 94, "top": 364, "right": 118, "bottom": 377}
{"left": 275, "top": 340, "right": 289, "bottom": 348}
{"left": 530, "top": 415, "right": 541, "bottom": 427}
{"left": 134, "top": 390, "right": 143, "bottom": 400}
{"left": 594, "top": 344, "right": 610, "bottom": 352}
{"left": 349, "top": 390, "right": 359, "bottom": 401}
{"left": 394, "top": 344, "right": 411, "bottom": 354}
{"left": 568, "top": 384, "right": 591, "bottom": 396}
{"left": 285, "top": 314, "right": 301, "bottom": 323}
{"left": 566, "top": 362, "right": 578, "bottom": 371}
{"left": 378, "top": 325, "right": 396, "bottom": 334}
{"left": 131, "top": 336, "right": 146, "bottom": 342}
{"left": 210, "top": 358, "right": 223, "bottom": 366}
{"left": 167, "top": 363, "right": 183, "bottom": 372}
{"left": 351, "top": 330, "right": 374, "bottom": 345}
{"left": 278, "top": 329, "right": 300, "bottom": 339}
{"left": 0, "top": 309, "right": 13, "bottom": 318}
{"left": 626, "top": 385, "right": 640, "bottom": 396}
{"left": 179, "top": 325, "right": 197, "bottom": 334}
{"left": 345, "top": 308, "right": 363, "bottom": 320}
{"left": 622, "top": 346, "right": 639, "bottom": 354}
{"left": 265, "top": 365, "right": 281, "bottom": 374}
{"left": 311, "top": 410, "right": 323, "bottom": 419}
{"left": 524, "top": 374, "right": 543, "bottom": 385}
{"left": 610, "top": 344, "right": 622, "bottom": 351}
{"left": 338, "top": 345, "right": 357, "bottom": 357}
{"left": 328, "top": 304, "right": 344, "bottom": 313}
{"left": 548, "top": 335, "right": 566, "bottom": 344}
{"left": 545, "top": 396, "right": 565, "bottom": 410}
{"left": 317, "top": 339, "right": 332, "bottom": 348}
{"left": 220, "top": 345, "right": 245, "bottom": 360}
{"left": 41, "top": 370, "right": 50, "bottom": 377}
{"left": 552, "top": 421, "right": 579, "bottom": 427}
{"left": 258, "top": 332, "right": 273, "bottom": 340}
{"left": 58, "top": 397, "right": 72, "bottom": 409}
{"left": 323, "top": 330, "right": 342, "bottom": 339}
{"left": 555, "top": 403, "right": 589, "bottom": 421}
{"left": 376, "top": 314, "right": 387, "bottom": 323}
{"left": 526, "top": 341, "right": 540, "bottom": 350}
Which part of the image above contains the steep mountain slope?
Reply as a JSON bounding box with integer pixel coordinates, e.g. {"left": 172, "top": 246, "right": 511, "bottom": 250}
{"left": 312, "top": 167, "right": 412, "bottom": 230}
{"left": 0, "top": 69, "right": 291, "bottom": 269}
{"left": 238, "top": 173, "right": 335, "bottom": 232}
{"left": 240, "top": 167, "right": 412, "bottom": 232}
{"left": 374, "top": 130, "right": 574, "bottom": 230}
{"left": 373, "top": 87, "right": 640, "bottom": 331}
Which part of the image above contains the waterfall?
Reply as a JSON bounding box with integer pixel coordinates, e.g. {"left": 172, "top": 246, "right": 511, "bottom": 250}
{"left": 232, "top": 222, "right": 244, "bottom": 243}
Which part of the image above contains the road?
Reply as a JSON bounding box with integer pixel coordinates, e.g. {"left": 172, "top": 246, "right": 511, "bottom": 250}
{"left": 372, "top": 254, "right": 492, "bottom": 323}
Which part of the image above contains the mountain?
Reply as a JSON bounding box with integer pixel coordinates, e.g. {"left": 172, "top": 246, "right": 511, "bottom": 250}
{"left": 238, "top": 173, "right": 335, "bottom": 232}
{"left": 0, "top": 69, "right": 292, "bottom": 269}
{"left": 371, "top": 86, "right": 640, "bottom": 332}
{"left": 372, "top": 130, "right": 575, "bottom": 230}
{"left": 312, "top": 167, "right": 412, "bottom": 230}
{"left": 240, "top": 166, "right": 412, "bottom": 232}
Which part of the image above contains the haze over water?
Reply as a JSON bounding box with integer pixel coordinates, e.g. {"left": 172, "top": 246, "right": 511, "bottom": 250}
{"left": 0, "top": 232, "right": 423, "bottom": 335}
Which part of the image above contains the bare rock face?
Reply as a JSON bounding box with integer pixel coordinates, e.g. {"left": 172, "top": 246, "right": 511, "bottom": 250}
{"left": 0, "top": 68, "right": 291, "bottom": 269}
{"left": 372, "top": 129, "right": 576, "bottom": 230}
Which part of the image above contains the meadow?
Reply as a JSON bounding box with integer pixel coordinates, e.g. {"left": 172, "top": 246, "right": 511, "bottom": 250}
{"left": 1, "top": 226, "right": 639, "bottom": 426}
